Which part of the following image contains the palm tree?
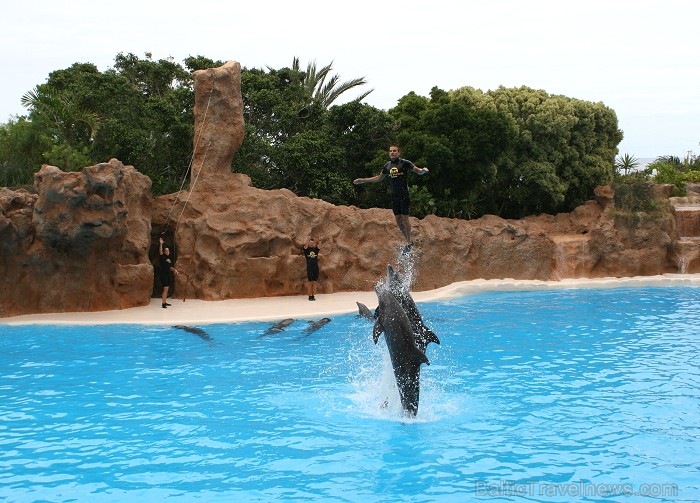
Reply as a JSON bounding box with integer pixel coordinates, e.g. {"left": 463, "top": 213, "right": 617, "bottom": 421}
{"left": 615, "top": 153, "right": 639, "bottom": 175}
{"left": 21, "top": 85, "right": 101, "bottom": 145}
{"left": 20, "top": 85, "right": 102, "bottom": 170}
{"left": 655, "top": 155, "right": 682, "bottom": 167}
{"left": 290, "top": 57, "right": 373, "bottom": 109}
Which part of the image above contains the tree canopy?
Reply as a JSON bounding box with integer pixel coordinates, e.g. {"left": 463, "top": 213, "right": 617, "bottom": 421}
{"left": 1, "top": 52, "right": 627, "bottom": 219}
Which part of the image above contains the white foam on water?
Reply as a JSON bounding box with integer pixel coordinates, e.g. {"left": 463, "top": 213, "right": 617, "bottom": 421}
{"left": 333, "top": 249, "right": 462, "bottom": 423}
{"left": 342, "top": 339, "right": 464, "bottom": 423}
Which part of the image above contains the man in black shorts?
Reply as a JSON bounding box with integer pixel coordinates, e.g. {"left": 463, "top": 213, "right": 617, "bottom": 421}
{"left": 353, "top": 145, "right": 429, "bottom": 250}
{"left": 159, "top": 237, "right": 178, "bottom": 308}
{"left": 301, "top": 236, "right": 320, "bottom": 301}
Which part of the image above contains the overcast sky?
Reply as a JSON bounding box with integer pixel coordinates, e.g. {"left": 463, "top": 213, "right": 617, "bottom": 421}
{"left": 2, "top": 0, "right": 698, "bottom": 159}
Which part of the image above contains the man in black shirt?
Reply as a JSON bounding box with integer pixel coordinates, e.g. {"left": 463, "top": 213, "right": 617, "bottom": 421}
{"left": 159, "top": 237, "right": 178, "bottom": 308}
{"left": 301, "top": 236, "right": 321, "bottom": 301}
{"left": 353, "top": 146, "right": 429, "bottom": 250}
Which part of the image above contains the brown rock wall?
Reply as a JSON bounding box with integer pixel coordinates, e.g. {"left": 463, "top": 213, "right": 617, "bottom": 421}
{"left": 0, "top": 160, "right": 684, "bottom": 318}
{"left": 0, "top": 159, "right": 153, "bottom": 317}
{"left": 149, "top": 173, "right": 678, "bottom": 303}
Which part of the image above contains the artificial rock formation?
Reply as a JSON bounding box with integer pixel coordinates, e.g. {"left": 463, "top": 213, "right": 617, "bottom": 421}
{"left": 0, "top": 61, "right": 691, "bottom": 318}
{"left": 191, "top": 61, "right": 245, "bottom": 189}
{"left": 150, "top": 61, "right": 680, "bottom": 302}
{"left": 152, "top": 178, "right": 680, "bottom": 303}
{"left": 0, "top": 159, "right": 153, "bottom": 317}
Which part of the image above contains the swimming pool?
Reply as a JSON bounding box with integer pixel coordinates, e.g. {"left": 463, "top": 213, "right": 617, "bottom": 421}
{"left": 1, "top": 286, "right": 698, "bottom": 502}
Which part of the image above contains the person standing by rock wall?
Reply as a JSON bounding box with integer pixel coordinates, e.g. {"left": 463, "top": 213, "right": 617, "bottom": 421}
{"left": 159, "top": 237, "right": 178, "bottom": 308}
{"left": 301, "top": 236, "right": 321, "bottom": 301}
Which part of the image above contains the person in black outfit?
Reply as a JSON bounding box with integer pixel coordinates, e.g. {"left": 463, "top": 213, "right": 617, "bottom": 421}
{"left": 301, "top": 236, "right": 320, "bottom": 301}
{"left": 159, "top": 237, "right": 178, "bottom": 308}
{"left": 353, "top": 145, "right": 428, "bottom": 251}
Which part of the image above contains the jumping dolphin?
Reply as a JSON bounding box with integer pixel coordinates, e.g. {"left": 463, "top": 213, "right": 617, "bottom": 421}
{"left": 173, "top": 325, "right": 212, "bottom": 342}
{"left": 385, "top": 265, "right": 440, "bottom": 352}
{"left": 374, "top": 285, "right": 430, "bottom": 416}
{"left": 302, "top": 317, "right": 331, "bottom": 334}
{"left": 358, "top": 266, "right": 440, "bottom": 352}
{"left": 263, "top": 318, "right": 295, "bottom": 335}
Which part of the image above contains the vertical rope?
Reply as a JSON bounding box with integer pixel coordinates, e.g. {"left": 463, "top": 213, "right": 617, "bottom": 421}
{"left": 158, "top": 82, "right": 215, "bottom": 302}
{"left": 175, "top": 82, "right": 216, "bottom": 301}
{"left": 162, "top": 85, "right": 215, "bottom": 232}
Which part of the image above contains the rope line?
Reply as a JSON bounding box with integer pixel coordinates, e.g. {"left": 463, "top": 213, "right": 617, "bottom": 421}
{"left": 176, "top": 138, "right": 211, "bottom": 226}
{"left": 157, "top": 82, "right": 215, "bottom": 302}
{"left": 161, "top": 84, "right": 215, "bottom": 233}
{"left": 174, "top": 84, "right": 216, "bottom": 301}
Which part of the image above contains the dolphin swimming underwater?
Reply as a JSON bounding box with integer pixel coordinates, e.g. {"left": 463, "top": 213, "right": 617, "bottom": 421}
{"left": 173, "top": 325, "right": 213, "bottom": 342}
{"left": 263, "top": 318, "right": 295, "bottom": 335}
{"left": 302, "top": 317, "right": 331, "bottom": 334}
{"left": 373, "top": 285, "right": 430, "bottom": 416}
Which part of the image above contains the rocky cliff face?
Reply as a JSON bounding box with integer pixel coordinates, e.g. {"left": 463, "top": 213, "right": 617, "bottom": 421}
{"left": 150, "top": 178, "right": 679, "bottom": 303}
{"left": 0, "top": 160, "right": 153, "bottom": 317}
{"left": 0, "top": 61, "right": 689, "bottom": 318}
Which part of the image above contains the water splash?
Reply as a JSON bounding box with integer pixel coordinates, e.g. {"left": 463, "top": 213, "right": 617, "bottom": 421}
{"left": 345, "top": 343, "right": 457, "bottom": 423}
{"left": 343, "top": 298, "right": 454, "bottom": 421}
{"left": 395, "top": 245, "right": 418, "bottom": 288}
{"left": 342, "top": 246, "right": 455, "bottom": 421}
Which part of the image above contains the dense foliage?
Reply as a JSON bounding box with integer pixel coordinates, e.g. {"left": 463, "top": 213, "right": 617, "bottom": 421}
{"left": 1, "top": 52, "right": 639, "bottom": 219}
{"left": 613, "top": 152, "right": 700, "bottom": 199}
{"left": 2, "top": 54, "right": 197, "bottom": 194}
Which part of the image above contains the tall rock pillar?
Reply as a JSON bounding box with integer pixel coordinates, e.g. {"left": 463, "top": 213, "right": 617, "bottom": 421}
{"left": 191, "top": 61, "right": 245, "bottom": 189}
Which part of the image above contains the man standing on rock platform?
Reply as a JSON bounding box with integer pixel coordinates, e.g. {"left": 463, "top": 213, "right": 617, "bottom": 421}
{"left": 353, "top": 146, "right": 429, "bottom": 253}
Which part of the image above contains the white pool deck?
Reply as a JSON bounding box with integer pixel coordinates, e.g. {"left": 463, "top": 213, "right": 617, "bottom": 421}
{"left": 3, "top": 274, "right": 700, "bottom": 326}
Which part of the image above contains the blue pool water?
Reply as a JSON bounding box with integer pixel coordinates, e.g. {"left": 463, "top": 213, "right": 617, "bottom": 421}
{"left": 1, "top": 286, "right": 699, "bottom": 502}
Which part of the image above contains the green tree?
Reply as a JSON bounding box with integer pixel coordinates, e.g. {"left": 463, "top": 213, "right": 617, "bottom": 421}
{"left": 291, "top": 57, "right": 373, "bottom": 109}
{"left": 1, "top": 53, "right": 626, "bottom": 218}
{"left": 232, "top": 65, "right": 320, "bottom": 189}
{"left": 453, "top": 85, "right": 621, "bottom": 217}
{"left": 647, "top": 153, "right": 700, "bottom": 193}
{"left": 20, "top": 80, "right": 102, "bottom": 171}
{"left": 275, "top": 129, "right": 351, "bottom": 203}
{"left": 367, "top": 86, "right": 516, "bottom": 218}
{"left": 21, "top": 85, "right": 101, "bottom": 146}
{"left": 35, "top": 54, "right": 195, "bottom": 194}
{"left": 325, "top": 100, "right": 398, "bottom": 208}
{"left": 656, "top": 155, "right": 682, "bottom": 166}
{"left": 0, "top": 116, "right": 45, "bottom": 187}
{"left": 233, "top": 64, "right": 389, "bottom": 205}
{"left": 4, "top": 54, "right": 381, "bottom": 199}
